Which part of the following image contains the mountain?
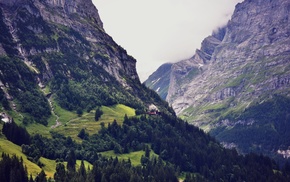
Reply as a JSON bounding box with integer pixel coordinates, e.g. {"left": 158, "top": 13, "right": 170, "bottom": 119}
{"left": 0, "top": 0, "right": 175, "bottom": 123}
{"left": 1, "top": 0, "right": 290, "bottom": 181}
{"left": 144, "top": 63, "right": 172, "bottom": 100}
{"left": 145, "top": 0, "right": 290, "bottom": 160}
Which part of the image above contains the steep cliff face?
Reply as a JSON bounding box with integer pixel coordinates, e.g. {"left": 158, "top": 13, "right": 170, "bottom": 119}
{"left": 0, "top": 0, "right": 171, "bottom": 124}
{"left": 174, "top": 0, "right": 290, "bottom": 122}
{"left": 145, "top": 0, "right": 290, "bottom": 158}
{"left": 0, "top": 0, "right": 138, "bottom": 86}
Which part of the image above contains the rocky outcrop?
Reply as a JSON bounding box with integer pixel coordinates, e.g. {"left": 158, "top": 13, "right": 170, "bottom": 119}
{"left": 148, "top": 0, "right": 290, "bottom": 119}
{"left": 0, "top": 0, "right": 160, "bottom": 123}
{"left": 0, "top": 0, "right": 139, "bottom": 88}
{"left": 145, "top": 0, "right": 290, "bottom": 158}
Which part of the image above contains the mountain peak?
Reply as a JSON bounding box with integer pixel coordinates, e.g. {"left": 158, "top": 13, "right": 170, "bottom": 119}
{"left": 0, "top": 0, "right": 104, "bottom": 29}
{"left": 145, "top": 0, "right": 290, "bottom": 160}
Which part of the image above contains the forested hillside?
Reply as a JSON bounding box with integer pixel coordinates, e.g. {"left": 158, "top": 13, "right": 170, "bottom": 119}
{"left": 1, "top": 0, "right": 290, "bottom": 181}
{"left": 2, "top": 113, "right": 290, "bottom": 181}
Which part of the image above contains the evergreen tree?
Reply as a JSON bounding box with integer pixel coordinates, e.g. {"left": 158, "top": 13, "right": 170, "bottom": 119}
{"left": 35, "top": 170, "right": 47, "bottom": 182}
{"left": 66, "top": 150, "right": 76, "bottom": 172}
{"left": 78, "top": 160, "right": 87, "bottom": 180}
{"left": 2, "top": 120, "right": 30, "bottom": 145}
{"left": 29, "top": 174, "right": 34, "bottom": 182}
{"left": 77, "top": 128, "right": 88, "bottom": 140}
{"left": 95, "top": 107, "right": 103, "bottom": 121}
{"left": 54, "top": 163, "right": 66, "bottom": 182}
{"left": 0, "top": 153, "right": 28, "bottom": 182}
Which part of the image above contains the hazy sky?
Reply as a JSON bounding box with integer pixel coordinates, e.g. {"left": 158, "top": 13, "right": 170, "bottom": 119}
{"left": 92, "top": 0, "right": 243, "bottom": 81}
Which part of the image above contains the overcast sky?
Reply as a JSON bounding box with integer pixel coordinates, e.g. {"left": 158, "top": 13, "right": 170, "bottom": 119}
{"left": 92, "top": 0, "right": 244, "bottom": 82}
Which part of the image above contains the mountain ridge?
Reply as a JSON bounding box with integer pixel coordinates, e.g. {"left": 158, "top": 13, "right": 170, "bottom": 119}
{"left": 145, "top": 0, "right": 290, "bottom": 160}
{"left": 1, "top": 0, "right": 290, "bottom": 181}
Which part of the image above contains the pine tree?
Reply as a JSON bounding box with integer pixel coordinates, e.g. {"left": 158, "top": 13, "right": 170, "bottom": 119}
{"left": 78, "top": 160, "right": 87, "bottom": 180}
{"left": 29, "top": 174, "right": 34, "bottom": 182}
{"left": 54, "top": 163, "right": 66, "bottom": 182}
{"left": 95, "top": 107, "right": 103, "bottom": 121}
{"left": 66, "top": 150, "right": 76, "bottom": 172}
{"left": 35, "top": 169, "right": 47, "bottom": 182}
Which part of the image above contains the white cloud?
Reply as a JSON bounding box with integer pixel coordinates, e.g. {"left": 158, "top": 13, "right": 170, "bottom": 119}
{"left": 93, "top": 0, "right": 244, "bottom": 81}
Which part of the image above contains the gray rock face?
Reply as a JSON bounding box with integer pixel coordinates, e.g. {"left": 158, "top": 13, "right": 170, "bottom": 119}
{"left": 146, "top": 0, "right": 290, "bottom": 157}
{"left": 159, "top": 0, "right": 290, "bottom": 120}
{"left": 0, "top": 0, "right": 139, "bottom": 87}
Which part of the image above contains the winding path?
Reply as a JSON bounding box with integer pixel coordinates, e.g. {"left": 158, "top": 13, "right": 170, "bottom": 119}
{"left": 48, "top": 96, "right": 61, "bottom": 129}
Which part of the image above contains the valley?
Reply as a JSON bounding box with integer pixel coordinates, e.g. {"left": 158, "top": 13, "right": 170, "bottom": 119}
{"left": 1, "top": 0, "right": 290, "bottom": 181}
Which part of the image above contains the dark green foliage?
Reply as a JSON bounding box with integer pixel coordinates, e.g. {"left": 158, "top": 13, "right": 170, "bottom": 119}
{"left": 213, "top": 95, "right": 290, "bottom": 161}
{"left": 0, "top": 0, "right": 175, "bottom": 125}
{"left": 78, "top": 160, "right": 87, "bottom": 180}
{"left": 20, "top": 113, "right": 290, "bottom": 181}
{"left": 53, "top": 156, "right": 178, "bottom": 182}
{"left": 17, "top": 90, "right": 50, "bottom": 125}
{"left": 2, "top": 120, "right": 31, "bottom": 145}
{"left": 0, "top": 153, "right": 28, "bottom": 182}
{"left": 0, "top": 89, "right": 10, "bottom": 110}
{"left": 0, "top": 57, "right": 51, "bottom": 124}
{"left": 35, "top": 169, "right": 47, "bottom": 182}
{"left": 54, "top": 163, "right": 66, "bottom": 182}
{"left": 66, "top": 149, "right": 76, "bottom": 172}
{"left": 78, "top": 128, "right": 89, "bottom": 140}
{"left": 76, "top": 108, "right": 83, "bottom": 117}
{"left": 95, "top": 107, "right": 103, "bottom": 121}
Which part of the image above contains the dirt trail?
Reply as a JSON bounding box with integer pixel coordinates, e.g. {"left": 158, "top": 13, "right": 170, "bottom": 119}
{"left": 48, "top": 97, "right": 61, "bottom": 129}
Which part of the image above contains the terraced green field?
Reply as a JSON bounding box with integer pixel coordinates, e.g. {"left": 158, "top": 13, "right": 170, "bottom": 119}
{"left": 0, "top": 103, "right": 137, "bottom": 178}
{"left": 100, "top": 149, "right": 158, "bottom": 166}
{"left": 53, "top": 104, "right": 136, "bottom": 141}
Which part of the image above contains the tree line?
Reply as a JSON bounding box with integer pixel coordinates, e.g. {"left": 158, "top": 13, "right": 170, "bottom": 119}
{"left": 2, "top": 112, "right": 290, "bottom": 181}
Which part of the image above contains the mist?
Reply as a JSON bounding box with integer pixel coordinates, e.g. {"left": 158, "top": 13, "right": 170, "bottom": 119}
{"left": 93, "top": 0, "right": 244, "bottom": 81}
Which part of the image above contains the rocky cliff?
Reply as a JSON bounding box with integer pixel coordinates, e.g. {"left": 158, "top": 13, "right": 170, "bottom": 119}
{"left": 0, "top": 0, "right": 171, "bottom": 125}
{"left": 146, "top": 0, "right": 290, "bottom": 159}
{"left": 0, "top": 0, "right": 139, "bottom": 86}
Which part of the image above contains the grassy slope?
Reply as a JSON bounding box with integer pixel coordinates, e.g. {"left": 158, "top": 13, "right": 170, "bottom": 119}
{"left": 0, "top": 135, "right": 92, "bottom": 178}
{"left": 53, "top": 104, "right": 135, "bottom": 141}
{"left": 0, "top": 103, "right": 134, "bottom": 178}
{"left": 100, "top": 149, "right": 159, "bottom": 166}
{"left": 0, "top": 136, "right": 44, "bottom": 177}
{"left": 10, "top": 101, "right": 136, "bottom": 141}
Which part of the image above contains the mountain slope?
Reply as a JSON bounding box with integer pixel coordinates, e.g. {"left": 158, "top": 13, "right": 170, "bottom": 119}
{"left": 0, "top": 0, "right": 174, "bottom": 122}
{"left": 144, "top": 63, "right": 172, "bottom": 100}
{"left": 1, "top": 0, "right": 290, "bottom": 181}
{"left": 145, "top": 0, "right": 290, "bottom": 159}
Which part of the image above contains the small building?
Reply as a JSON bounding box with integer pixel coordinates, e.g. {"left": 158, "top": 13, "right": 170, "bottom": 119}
{"left": 147, "top": 104, "right": 160, "bottom": 115}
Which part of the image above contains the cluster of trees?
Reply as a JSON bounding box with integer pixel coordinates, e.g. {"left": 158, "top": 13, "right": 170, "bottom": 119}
{"left": 52, "top": 153, "right": 178, "bottom": 182}
{"left": 2, "top": 120, "right": 30, "bottom": 146}
{"left": 94, "top": 107, "right": 103, "bottom": 121}
{"left": 0, "top": 57, "right": 51, "bottom": 125}
{"left": 0, "top": 89, "right": 10, "bottom": 110}
{"left": 2, "top": 112, "right": 290, "bottom": 181}
{"left": 1, "top": 3, "right": 174, "bottom": 125}
{"left": 214, "top": 95, "right": 290, "bottom": 163}
{"left": 0, "top": 153, "right": 29, "bottom": 182}
{"left": 0, "top": 151, "right": 179, "bottom": 182}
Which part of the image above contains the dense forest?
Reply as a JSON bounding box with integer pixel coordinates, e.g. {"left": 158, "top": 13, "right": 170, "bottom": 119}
{"left": 2, "top": 112, "right": 290, "bottom": 181}
{"left": 212, "top": 95, "right": 290, "bottom": 162}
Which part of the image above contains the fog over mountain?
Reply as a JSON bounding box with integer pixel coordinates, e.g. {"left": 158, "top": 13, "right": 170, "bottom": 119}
{"left": 93, "top": 0, "right": 243, "bottom": 81}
